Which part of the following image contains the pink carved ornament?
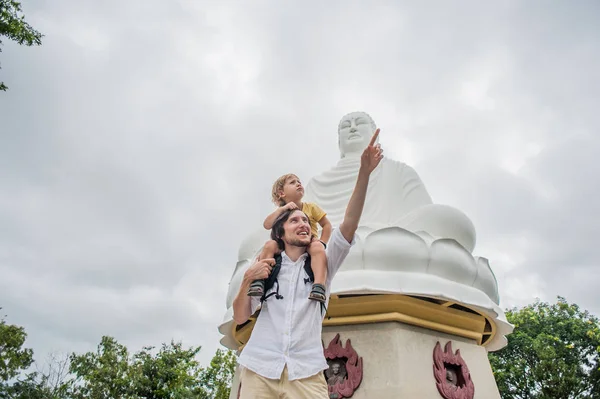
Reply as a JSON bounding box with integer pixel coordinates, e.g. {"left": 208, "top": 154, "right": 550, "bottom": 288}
{"left": 323, "top": 334, "right": 363, "bottom": 399}
{"left": 433, "top": 341, "right": 474, "bottom": 399}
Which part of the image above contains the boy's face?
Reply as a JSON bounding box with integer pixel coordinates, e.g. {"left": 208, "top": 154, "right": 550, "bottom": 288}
{"left": 278, "top": 175, "right": 304, "bottom": 203}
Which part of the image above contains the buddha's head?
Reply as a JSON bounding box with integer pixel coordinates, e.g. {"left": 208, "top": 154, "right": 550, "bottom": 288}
{"left": 338, "top": 111, "right": 378, "bottom": 158}
{"left": 332, "top": 363, "right": 341, "bottom": 375}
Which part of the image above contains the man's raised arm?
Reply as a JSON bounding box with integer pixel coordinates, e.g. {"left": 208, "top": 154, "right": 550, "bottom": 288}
{"left": 339, "top": 129, "right": 383, "bottom": 243}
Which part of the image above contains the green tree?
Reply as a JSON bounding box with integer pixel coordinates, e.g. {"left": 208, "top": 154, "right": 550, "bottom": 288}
{"left": 68, "top": 336, "right": 237, "bottom": 399}
{"left": 131, "top": 340, "right": 203, "bottom": 399}
{"left": 197, "top": 349, "right": 237, "bottom": 399}
{"left": 0, "top": 313, "right": 238, "bottom": 399}
{"left": 8, "top": 372, "right": 70, "bottom": 399}
{"left": 69, "top": 336, "right": 135, "bottom": 399}
{"left": 10, "top": 353, "right": 74, "bottom": 399}
{"left": 0, "top": 309, "right": 34, "bottom": 398}
{"left": 0, "top": 0, "right": 43, "bottom": 91}
{"left": 489, "top": 297, "right": 600, "bottom": 399}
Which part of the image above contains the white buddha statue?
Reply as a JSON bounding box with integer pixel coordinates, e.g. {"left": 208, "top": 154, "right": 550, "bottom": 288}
{"left": 304, "top": 111, "right": 476, "bottom": 252}
{"left": 218, "top": 111, "right": 512, "bottom": 353}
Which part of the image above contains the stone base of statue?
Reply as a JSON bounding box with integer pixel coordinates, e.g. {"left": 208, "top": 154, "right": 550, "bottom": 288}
{"left": 227, "top": 294, "right": 503, "bottom": 399}
{"left": 320, "top": 294, "right": 501, "bottom": 399}
{"left": 320, "top": 324, "right": 499, "bottom": 398}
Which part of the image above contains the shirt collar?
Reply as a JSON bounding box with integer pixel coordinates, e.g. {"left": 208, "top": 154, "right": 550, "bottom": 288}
{"left": 281, "top": 250, "right": 309, "bottom": 264}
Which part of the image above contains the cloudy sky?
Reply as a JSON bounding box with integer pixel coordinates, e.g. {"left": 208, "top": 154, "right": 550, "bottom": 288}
{"left": 1, "top": 0, "right": 599, "bottom": 368}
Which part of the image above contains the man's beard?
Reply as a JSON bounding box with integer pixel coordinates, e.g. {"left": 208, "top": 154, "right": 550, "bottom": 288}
{"left": 285, "top": 237, "right": 310, "bottom": 247}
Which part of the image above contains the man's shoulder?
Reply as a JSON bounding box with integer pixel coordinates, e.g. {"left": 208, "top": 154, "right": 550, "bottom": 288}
{"left": 326, "top": 227, "right": 355, "bottom": 252}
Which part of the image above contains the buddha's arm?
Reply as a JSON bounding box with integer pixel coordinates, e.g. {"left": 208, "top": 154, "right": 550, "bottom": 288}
{"left": 339, "top": 168, "right": 370, "bottom": 243}
{"left": 339, "top": 130, "right": 382, "bottom": 242}
{"left": 398, "top": 164, "right": 433, "bottom": 207}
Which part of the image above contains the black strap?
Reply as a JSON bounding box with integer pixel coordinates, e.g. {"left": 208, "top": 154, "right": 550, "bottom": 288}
{"left": 260, "top": 253, "right": 326, "bottom": 315}
{"left": 260, "top": 254, "right": 283, "bottom": 303}
{"left": 303, "top": 255, "right": 313, "bottom": 284}
{"left": 302, "top": 255, "right": 327, "bottom": 316}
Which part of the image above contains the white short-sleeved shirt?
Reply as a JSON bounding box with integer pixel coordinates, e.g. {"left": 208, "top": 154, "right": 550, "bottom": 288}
{"left": 237, "top": 227, "right": 355, "bottom": 380}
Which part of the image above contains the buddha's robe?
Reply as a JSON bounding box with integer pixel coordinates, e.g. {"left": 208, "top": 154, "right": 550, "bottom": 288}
{"left": 304, "top": 157, "right": 476, "bottom": 252}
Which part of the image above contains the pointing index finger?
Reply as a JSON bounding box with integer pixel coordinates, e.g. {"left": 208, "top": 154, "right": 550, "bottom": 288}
{"left": 369, "top": 128, "right": 380, "bottom": 147}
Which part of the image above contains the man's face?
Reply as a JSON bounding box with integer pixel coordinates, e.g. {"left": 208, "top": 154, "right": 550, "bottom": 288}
{"left": 282, "top": 210, "right": 311, "bottom": 247}
{"left": 278, "top": 175, "right": 304, "bottom": 203}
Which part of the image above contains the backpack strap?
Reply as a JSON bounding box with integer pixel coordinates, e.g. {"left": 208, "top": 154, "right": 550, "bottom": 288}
{"left": 301, "top": 255, "right": 327, "bottom": 316}
{"left": 260, "top": 254, "right": 283, "bottom": 303}
{"left": 261, "top": 253, "right": 327, "bottom": 316}
{"left": 303, "top": 255, "right": 314, "bottom": 284}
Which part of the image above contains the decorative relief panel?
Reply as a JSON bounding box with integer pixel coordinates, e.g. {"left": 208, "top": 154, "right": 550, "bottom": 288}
{"left": 323, "top": 334, "right": 363, "bottom": 399}
{"left": 433, "top": 341, "right": 474, "bottom": 399}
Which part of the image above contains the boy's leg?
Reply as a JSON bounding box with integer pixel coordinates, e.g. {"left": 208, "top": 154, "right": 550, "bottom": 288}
{"left": 248, "top": 240, "right": 279, "bottom": 297}
{"left": 307, "top": 240, "right": 327, "bottom": 303}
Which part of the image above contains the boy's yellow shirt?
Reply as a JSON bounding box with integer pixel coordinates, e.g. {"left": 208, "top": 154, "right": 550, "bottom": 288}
{"left": 301, "top": 202, "right": 326, "bottom": 238}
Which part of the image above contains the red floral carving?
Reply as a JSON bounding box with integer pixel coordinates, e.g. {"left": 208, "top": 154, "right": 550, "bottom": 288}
{"left": 323, "top": 333, "right": 363, "bottom": 398}
{"left": 433, "top": 341, "right": 474, "bottom": 399}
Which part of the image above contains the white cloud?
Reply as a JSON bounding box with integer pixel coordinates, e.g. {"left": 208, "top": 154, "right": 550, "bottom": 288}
{"left": 1, "top": 0, "right": 599, "bottom": 369}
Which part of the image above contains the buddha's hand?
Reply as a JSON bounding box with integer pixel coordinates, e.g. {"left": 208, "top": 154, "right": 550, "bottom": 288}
{"left": 360, "top": 128, "right": 384, "bottom": 174}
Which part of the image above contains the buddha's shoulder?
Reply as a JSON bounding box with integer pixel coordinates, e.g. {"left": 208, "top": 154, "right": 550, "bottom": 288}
{"left": 380, "top": 157, "right": 412, "bottom": 173}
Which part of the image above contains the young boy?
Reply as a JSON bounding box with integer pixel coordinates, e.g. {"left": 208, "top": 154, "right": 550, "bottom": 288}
{"left": 247, "top": 173, "right": 332, "bottom": 303}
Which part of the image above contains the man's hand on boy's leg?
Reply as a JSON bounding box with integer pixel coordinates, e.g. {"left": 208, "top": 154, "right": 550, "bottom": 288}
{"left": 245, "top": 258, "right": 275, "bottom": 282}
{"left": 246, "top": 257, "right": 275, "bottom": 297}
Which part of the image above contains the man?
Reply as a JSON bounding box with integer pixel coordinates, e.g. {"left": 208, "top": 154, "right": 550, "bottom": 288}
{"left": 232, "top": 129, "right": 383, "bottom": 398}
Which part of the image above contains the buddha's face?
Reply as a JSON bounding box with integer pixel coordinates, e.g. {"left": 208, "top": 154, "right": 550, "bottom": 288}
{"left": 332, "top": 363, "right": 340, "bottom": 375}
{"left": 338, "top": 112, "right": 377, "bottom": 157}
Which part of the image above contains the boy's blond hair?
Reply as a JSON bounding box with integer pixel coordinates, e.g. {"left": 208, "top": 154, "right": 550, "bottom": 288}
{"left": 271, "top": 173, "right": 299, "bottom": 206}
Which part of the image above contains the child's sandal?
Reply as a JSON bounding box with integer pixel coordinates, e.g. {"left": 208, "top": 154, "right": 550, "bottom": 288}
{"left": 308, "top": 283, "right": 326, "bottom": 303}
{"left": 247, "top": 280, "right": 265, "bottom": 297}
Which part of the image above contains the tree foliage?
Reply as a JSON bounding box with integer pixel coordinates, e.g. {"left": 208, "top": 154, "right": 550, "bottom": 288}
{"left": 130, "top": 340, "right": 203, "bottom": 399}
{"left": 0, "top": 0, "right": 43, "bottom": 91}
{"left": 69, "top": 336, "right": 136, "bottom": 399}
{"left": 68, "top": 336, "right": 236, "bottom": 399}
{"left": 0, "top": 309, "right": 34, "bottom": 398}
{"left": 197, "top": 349, "right": 237, "bottom": 399}
{"left": 489, "top": 296, "right": 600, "bottom": 399}
{"left": 0, "top": 309, "right": 238, "bottom": 399}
